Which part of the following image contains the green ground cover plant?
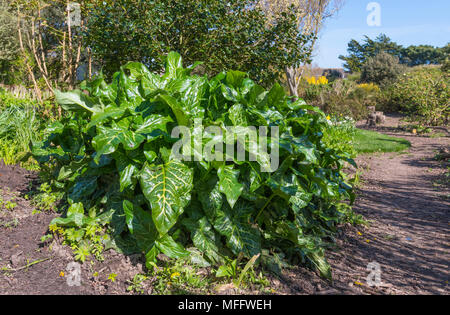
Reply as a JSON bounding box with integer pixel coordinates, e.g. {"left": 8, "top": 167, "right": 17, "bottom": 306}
{"left": 27, "top": 52, "right": 358, "bottom": 279}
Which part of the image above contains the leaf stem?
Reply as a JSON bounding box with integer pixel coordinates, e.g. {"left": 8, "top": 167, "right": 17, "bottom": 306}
{"left": 255, "top": 193, "right": 275, "bottom": 221}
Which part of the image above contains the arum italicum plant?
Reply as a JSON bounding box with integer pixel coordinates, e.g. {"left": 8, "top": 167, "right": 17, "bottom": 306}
{"left": 27, "top": 52, "right": 356, "bottom": 279}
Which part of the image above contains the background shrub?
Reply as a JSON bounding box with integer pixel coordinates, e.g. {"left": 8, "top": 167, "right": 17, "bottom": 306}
{"left": 360, "top": 52, "right": 407, "bottom": 86}
{"left": 306, "top": 80, "right": 369, "bottom": 120}
{"left": 387, "top": 66, "right": 449, "bottom": 125}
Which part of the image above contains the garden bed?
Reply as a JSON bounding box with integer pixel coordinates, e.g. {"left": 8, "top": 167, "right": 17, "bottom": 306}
{"left": 1, "top": 116, "right": 448, "bottom": 295}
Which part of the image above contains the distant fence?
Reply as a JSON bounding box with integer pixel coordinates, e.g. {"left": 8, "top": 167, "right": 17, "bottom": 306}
{"left": 0, "top": 84, "right": 53, "bottom": 100}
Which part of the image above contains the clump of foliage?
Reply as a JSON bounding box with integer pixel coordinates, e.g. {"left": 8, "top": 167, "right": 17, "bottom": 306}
{"left": 441, "top": 58, "right": 450, "bottom": 73}
{"left": 84, "top": 0, "right": 312, "bottom": 88}
{"left": 31, "top": 182, "right": 62, "bottom": 212}
{"left": 48, "top": 203, "right": 111, "bottom": 262}
{"left": 301, "top": 76, "right": 330, "bottom": 101}
{"left": 0, "top": 89, "right": 43, "bottom": 167}
{"left": 387, "top": 66, "right": 449, "bottom": 125}
{"left": 28, "top": 52, "right": 356, "bottom": 279}
{"left": 360, "top": 52, "right": 406, "bottom": 86}
{"left": 306, "top": 79, "right": 369, "bottom": 120}
{"left": 352, "top": 83, "right": 381, "bottom": 108}
{"left": 322, "top": 116, "right": 357, "bottom": 158}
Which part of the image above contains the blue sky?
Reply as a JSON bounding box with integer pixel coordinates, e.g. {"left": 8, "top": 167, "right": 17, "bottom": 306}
{"left": 313, "top": 0, "right": 450, "bottom": 68}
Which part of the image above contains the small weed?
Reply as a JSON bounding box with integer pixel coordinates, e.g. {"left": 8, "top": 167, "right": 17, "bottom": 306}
{"left": 0, "top": 218, "right": 19, "bottom": 229}
{"left": 107, "top": 273, "right": 118, "bottom": 283}
{"left": 126, "top": 274, "right": 148, "bottom": 294}
{"left": 31, "top": 183, "right": 60, "bottom": 212}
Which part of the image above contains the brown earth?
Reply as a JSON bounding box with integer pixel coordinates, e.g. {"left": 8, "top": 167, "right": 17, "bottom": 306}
{"left": 0, "top": 115, "right": 448, "bottom": 295}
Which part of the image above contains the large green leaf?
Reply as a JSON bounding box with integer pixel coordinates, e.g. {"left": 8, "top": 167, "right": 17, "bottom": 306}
{"left": 217, "top": 164, "right": 244, "bottom": 209}
{"left": 183, "top": 216, "right": 223, "bottom": 264}
{"left": 155, "top": 234, "right": 189, "bottom": 259}
{"left": 213, "top": 201, "right": 261, "bottom": 258}
{"left": 135, "top": 114, "right": 173, "bottom": 135}
{"left": 197, "top": 175, "right": 224, "bottom": 222}
{"left": 140, "top": 161, "right": 194, "bottom": 235}
{"left": 55, "top": 90, "right": 102, "bottom": 113}
{"left": 87, "top": 106, "right": 127, "bottom": 129}
{"left": 155, "top": 94, "right": 189, "bottom": 126}
{"left": 226, "top": 70, "right": 247, "bottom": 89}
{"left": 92, "top": 124, "right": 146, "bottom": 163}
{"left": 164, "top": 51, "right": 183, "bottom": 79}
{"left": 122, "top": 200, "right": 158, "bottom": 253}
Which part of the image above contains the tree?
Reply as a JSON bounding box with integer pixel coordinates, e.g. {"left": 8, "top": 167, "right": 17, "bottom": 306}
{"left": 340, "top": 34, "right": 449, "bottom": 72}
{"left": 401, "top": 44, "right": 448, "bottom": 67}
{"left": 84, "top": 0, "right": 312, "bottom": 88}
{"left": 360, "top": 52, "right": 406, "bottom": 86}
{"left": 339, "top": 34, "right": 403, "bottom": 73}
{"left": 259, "top": 0, "right": 344, "bottom": 98}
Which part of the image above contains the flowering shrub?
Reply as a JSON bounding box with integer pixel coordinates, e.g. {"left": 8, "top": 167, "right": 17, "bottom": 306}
{"left": 306, "top": 79, "right": 369, "bottom": 120}
{"left": 387, "top": 67, "right": 449, "bottom": 125}
{"left": 356, "top": 83, "right": 380, "bottom": 94}
{"left": 302, "top": 76, "right": 330, "bottom": 101}
{"left": 306, "top": 76, "right": 328, "bottom": 85}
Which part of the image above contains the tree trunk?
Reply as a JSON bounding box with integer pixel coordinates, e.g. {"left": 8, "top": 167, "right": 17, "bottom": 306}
{"left": 285, "top": 66, "right": 299, "bottom": 101}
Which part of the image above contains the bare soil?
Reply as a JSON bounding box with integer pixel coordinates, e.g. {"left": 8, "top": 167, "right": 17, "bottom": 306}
{"left": 0, "top": 115, "right": 448, "bottom": 295}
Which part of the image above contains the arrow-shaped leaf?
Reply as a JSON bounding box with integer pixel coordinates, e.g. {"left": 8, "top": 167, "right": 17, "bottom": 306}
{"left": 140, "top": 161, "right": 193, "bottom": 235}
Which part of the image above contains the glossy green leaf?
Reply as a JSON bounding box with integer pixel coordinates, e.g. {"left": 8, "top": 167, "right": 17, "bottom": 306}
{"left": 217, "top": 164, "right": 244, "bottom": 209}
{"left": 140, "top": 161, "right": 194, "bottom": 235}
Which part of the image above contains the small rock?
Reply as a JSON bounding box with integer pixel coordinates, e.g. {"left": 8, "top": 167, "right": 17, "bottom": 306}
{"left": 272, "top": 278, "right": 281, "bottom": 287}
{"left": 10, "top": 251, "right": 23, "bottom": 267}
{"left": 215, "top": 283, "right": 237, "bottom": 295}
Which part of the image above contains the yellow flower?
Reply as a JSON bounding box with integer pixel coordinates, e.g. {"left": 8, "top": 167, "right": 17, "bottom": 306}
{"left": 59, "top": 271, "right": 65, "bottom": 277}
{"left": 318, "top": 76, "right": 328, "bottom": 85}
{"left": 365, "top": 239, "right": 370, "bottom": 243}
{"left": 326, "top": 115, "right": 331, "bottom": 120}
{"left": 354, "top": 281, "right": 364, "bottom": 286}
{"left": 306, "top": 76, "right": 316, "bottom": 85}
{"left": 170, "top": 272, "right": 180, "bottom": 279}
{"left": 357, "top": 231, "right": 362, "bottom": 236}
